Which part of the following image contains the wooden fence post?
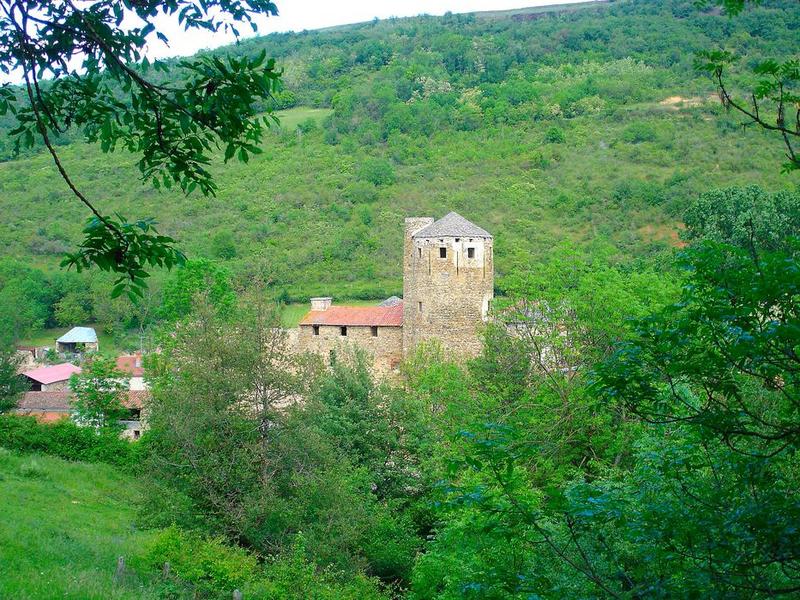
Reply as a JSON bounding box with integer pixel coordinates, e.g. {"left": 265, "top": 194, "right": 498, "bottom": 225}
{"left": 114, "top": 556, "right": 125, "bottom": 583}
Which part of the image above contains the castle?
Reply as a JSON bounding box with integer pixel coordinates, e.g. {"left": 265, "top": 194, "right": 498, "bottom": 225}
{"left": 294, "top": 212, "right": 494, "bottom": 374}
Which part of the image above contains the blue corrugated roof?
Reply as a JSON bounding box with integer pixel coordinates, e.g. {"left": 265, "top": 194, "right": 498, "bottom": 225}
{"left": 56, "top": 326, "right": 98, "bottom": 344}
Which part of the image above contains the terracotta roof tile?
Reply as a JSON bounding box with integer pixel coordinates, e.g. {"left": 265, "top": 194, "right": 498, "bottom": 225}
{"left": 124, "top": 390, "right": 150, "bottom": 409}
{"left": 116, "top": 354, "right": 145, "bottom": 377}
{"left": 18, "top": 391, "right": 72, "bottom": 410}
{"left": 299, "top": 302, "right": 403, "bottom": 327}
{"left": 17, "top": 390, "right": 149, "bottom": 411}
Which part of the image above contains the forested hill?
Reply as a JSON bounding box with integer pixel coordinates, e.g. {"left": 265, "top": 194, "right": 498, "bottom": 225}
{"left": 0, "top": 0, "right": 797, "bottom": 302}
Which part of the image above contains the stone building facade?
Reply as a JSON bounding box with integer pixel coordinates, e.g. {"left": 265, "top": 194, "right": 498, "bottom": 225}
{"left": 402, "top": 212, "right": 494, "bottom": 358}
{"left": 295, "top": 297, "right": 404, "bottom": 377}
{"left": 295, "top": 212, "right": 494, "bottom": 375}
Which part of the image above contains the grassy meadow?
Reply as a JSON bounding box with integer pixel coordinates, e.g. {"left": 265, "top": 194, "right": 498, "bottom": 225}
{"left": 0, "top": 449, "right": 162, "bottom": 599}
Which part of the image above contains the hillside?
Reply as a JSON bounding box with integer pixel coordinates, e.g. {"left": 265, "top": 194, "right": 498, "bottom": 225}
{"left": 0, "top": 449, "right": 163, "bottom": 598}
{"left": 0, "top": 0, "right": 797, "bottom": 311}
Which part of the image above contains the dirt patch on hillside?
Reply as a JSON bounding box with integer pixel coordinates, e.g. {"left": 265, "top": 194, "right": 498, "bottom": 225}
{"left": 638, "top": 223, "right": 686, "bottom": 248}
{"left": 659, "top": 95, "right": 715, "bottom": 109}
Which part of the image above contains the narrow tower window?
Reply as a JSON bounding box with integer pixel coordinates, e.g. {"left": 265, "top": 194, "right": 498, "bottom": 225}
{"left": 312, "top": 325, "right": 320, "bottom": 336}
{"left": 371, "top": 326, "right": 378, "bottom": 337}
{"left": 340, "top": 326, "right": 348, "bottom": 337}
{"left": 467, "top": 247, "right": 475, "bottom": 259}
{"left": 418, "top": 247, "right": 422, "bottom": 258}
{"left": 439, "top": 247, "right": 447, "bottom": 258}
{"left": 418, "top": 301, "right": 423, "bottom": 313}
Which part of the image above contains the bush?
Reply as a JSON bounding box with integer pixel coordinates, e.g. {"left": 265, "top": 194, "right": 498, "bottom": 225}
{"left": 0, "top": 415, "right": 140, "bottom": 469}
{"left": 211, "top": 230, "right": 238, "bottom": 260}
{"left": 545, "top": 126, "right": 566, "bottom": 143}
{"left": 622, "top": 121, "right": 658, "bottom": 144}
{"left": 357, "top": 157, "right": 396, "bottom": 186}
{"left": 144, "top": 526, "right": 259, "bottom": 595}
{"left": 143, "top": 528, "right": 388, "bottom": 600}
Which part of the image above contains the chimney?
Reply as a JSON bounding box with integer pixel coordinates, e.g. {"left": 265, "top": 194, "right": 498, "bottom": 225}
{"left": 310, "top": 297, "right": 332, "bottom": 311}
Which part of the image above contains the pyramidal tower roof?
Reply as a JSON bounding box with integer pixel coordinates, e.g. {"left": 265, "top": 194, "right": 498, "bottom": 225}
{"left": 412, "top": 212, "right": 492, "bottom": 239}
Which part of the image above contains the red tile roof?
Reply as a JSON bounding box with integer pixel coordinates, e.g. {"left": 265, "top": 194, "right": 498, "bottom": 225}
{"left": 18, "top": 391, "right": 72, "bottom": 411}
{"left": 124, "top": 390, "right": 149, "bottom": 409}
{"left": 17, "top": 390, "right": 149, "bottom": 411}
{"left": 299, "top": 302, "right": 403, "bottom": 327}
{"left": 22, "top": 363, "right": 81, "bottom": 385}
{"left": 116, "top": 354, "right": 145, "bottom": 377}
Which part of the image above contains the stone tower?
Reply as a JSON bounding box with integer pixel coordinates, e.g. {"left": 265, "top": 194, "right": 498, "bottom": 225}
{"left": 402, "top": 212, "right": 494, "bottom": 358}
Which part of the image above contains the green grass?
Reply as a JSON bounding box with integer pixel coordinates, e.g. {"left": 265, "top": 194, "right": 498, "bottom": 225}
{"left": 274, "top": 107, "right": 333, "bottom": 130}
{"left": 0, "top": 449, "right": 164, "bottom": 599}
{"left": 280, "top": 299, "right": 381, "bottom": 327}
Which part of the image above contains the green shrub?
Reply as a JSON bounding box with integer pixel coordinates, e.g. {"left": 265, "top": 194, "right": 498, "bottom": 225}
{"left": 545, "top": 126, "right": 566, "bottom": 143}
{"left": 144, "top": 526, "right": 259, "bottom": 595}
{"left": 356, "top": 157, "right": 396, "bottom": 186}
{"left": 0, "top": 415, "right": 139, "bottom": 469}
{"left": 250, "top": 536, "right": 388, "bottom": 600}
{"left": 297, "top": 117, "right": 319, "bottom": 133}
{"left": 622, "top": 121, "right": 658, "bottom": 144}
{"left": 143, "top": 528, "right": 388, "bottom": 600}
{"left": 210, "top": 230, "right": 237, "bottom": 260}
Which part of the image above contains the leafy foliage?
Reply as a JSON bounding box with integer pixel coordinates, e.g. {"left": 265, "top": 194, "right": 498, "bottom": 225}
{"left": 0, "top": 346, "right": 28, "bottom": 413}
{"left": 0, "top": 415, "right": 140, "bottom": 468}
{"left": 69, "top": 356, "right": 130, "bottom": 429}
{"left": 62, "top": 216, "right": 185, "bottom": 301}
{"left": 159, "top": 258, "right": 235, "bottom": 322}
{"left": 0, "top": 0, "right": 282, "bottom": 293}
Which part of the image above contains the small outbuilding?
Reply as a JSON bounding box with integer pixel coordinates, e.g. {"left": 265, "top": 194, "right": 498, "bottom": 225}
{"left": 56, "top": 327, "right": 99, "bottom": 353}
{"left": 22, "top": 363, "right": 82, "bottom": 391}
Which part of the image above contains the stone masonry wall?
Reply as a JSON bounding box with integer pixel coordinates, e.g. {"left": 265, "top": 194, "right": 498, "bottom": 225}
{"left": 41, "top": 381, "right": 70, "bottom": 392}
{"left": 295, "top": 324, "right": 403, "bottom": 377}
{"left": 402, "top": 218, "right": 434, "bottom": 357}
{"left": 403, "top": 225, "right": 494, "bottom": 359}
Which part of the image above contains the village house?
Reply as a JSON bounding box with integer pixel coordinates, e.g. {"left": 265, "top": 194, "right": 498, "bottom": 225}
{"left": 15, "top": 389, "right": 148, "bottom": 440}
{"left": 294, "top": 212, "right": 494, "bottom": 374}
{"left": 56, "top": 326, "right": 99, "bottom": 354}
{"left": 16, "top": 354, "right": 150, "bottom": 440}
{"left": 22, "top": 362, "right": 81, "bottom": 391}
{"left": 116, "top": 353, "right": 147, "bottom": 390}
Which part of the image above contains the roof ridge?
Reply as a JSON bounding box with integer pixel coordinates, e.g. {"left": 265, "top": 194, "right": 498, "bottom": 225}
{"left": 412, "top": 211, "right": 492, "bottom": 239}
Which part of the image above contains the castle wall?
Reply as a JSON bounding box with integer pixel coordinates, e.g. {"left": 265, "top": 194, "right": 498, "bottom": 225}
{"left": 296, "top": 324, "right": 403, "bottom": 377}
{"left": 402, "top": 218, "right": 434, "bottom": 358}
{"left": 403, "top": 233, "right": 494, "bottom": 359}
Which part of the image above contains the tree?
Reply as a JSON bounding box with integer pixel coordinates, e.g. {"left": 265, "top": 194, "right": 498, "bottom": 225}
{"left": 160, "top": 258, "right": 236, "bottom": 322}
{"left": 70, "top": 356, "right": 129, "bottom": 429}
{"left": 0, "top": 1, "right": 283, "bottom": 297}
{"left": 683, "top": 185, "right": 800, "bottom": 252}
{"left": 411, "top": 223, "right": 800, "bottom": 596}
{"left": 143, "top": 296, "right": 417, "bottom": 579}
{"left": 0, "top": 345, "right": 28, "bottom": 413}
{"left": 211, "top": 230, "right": 238, "bottom": 260}
{"left": 54, "top": 290, "right": 92, "bottom": 326}
{"left": 693, "top": 1, "right": 799, "bottom": 172}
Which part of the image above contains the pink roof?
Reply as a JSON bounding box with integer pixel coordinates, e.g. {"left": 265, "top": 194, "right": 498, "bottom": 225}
{"left": 299, "top": 302, "right": 404, "bottom": 327}
{"left": 22, "top": 363, "right": 82, "bottom": 385}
